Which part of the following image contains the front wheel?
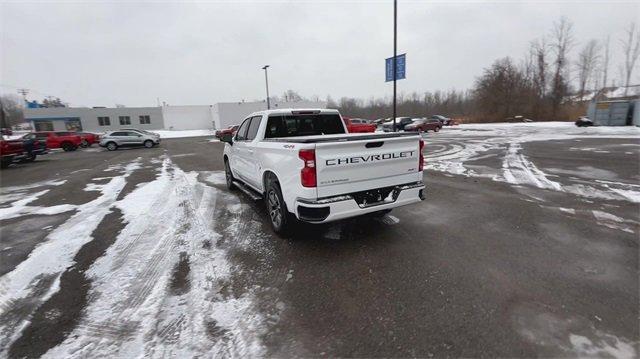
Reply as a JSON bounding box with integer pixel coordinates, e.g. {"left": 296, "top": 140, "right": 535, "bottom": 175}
{"left": 80, "top": 140, "right": 89, "bottom": 148}
{"left": 265, "top": 177, "right": 292, "bottom": 234}
{"left": 434, "top": 126, "right": 440, "bottom": 132}
{"left": 106, "top": 142, "right": 118, "bottom": 151}
{"left": 144, "top": 140, "right": 154, "bottom": 148}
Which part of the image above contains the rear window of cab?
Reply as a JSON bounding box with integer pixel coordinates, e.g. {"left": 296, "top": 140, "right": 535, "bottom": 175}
{"left": 265, "top": 114, "right": 345, "bottom": 138}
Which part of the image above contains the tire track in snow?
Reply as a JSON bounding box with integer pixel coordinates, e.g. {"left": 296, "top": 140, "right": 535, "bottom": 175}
{"left": 0, "top": 161, "right": 142, "bottom": 356}
{"left": 44, "top": 158, "right": 268, "bottom": 358}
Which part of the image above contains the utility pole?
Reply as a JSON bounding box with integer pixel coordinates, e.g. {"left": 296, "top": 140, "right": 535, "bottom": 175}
{"left": 17, "top": 88, "right": 29, "bottom": 105}
{"left": 392, "top": 0, "right": 397, "bottom": 132}
{"left": 262, "top": 65, "right": 271, "bottom": 110}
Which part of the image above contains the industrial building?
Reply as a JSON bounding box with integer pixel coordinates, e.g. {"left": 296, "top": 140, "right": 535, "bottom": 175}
{"left": 212, "top": 100, "right": 326, "bottom": 129}
{"left": 24, "top": 100, "right": 326, "bottom": 132}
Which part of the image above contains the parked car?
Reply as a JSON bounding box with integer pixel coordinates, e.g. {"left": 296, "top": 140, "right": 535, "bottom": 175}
{"left": 428, "top": 115, "right": 453, "bottom": 126}
{"left": 215, "top": 125, "right": 239, "bottom": 139}
{"left": 343, "top": 117, "right": 376, "bottom": 133}
{"left": 33, "top": 131, "right": 83, "bottom": 151}
{"left": 1, "top": 135, "right": 47, "bottom": 168}
{"left": 222, "top": 109, "right": 424, "bottom": 234}
{"left": 382, "top": 117, "right": 414, "bottom": 132}
{"left": 575, "top": 116, "right": 594, "bottom": 127}
{"left": 405, "top": 118, "right": 442, "bottom": 132}
{"left": 76, "top": 132, "right": 101, "bottom": 147}
{"left": 99, "top": 129, "right": 161, "bottom": 151}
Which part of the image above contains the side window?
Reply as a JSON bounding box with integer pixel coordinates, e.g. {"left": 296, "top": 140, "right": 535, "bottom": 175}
{"left": 246, "top": 116, "right": 262, "bottom": 141}
{"left": 127, "top": 131, "right": 141, "bottom": 137}
{"left": 235, "top": 118, "right": 251, "bottom": 141}
{"left": 111, "top": 132, "right": 126, "bottom": 137}
{"left": 98, "top": 116, "right": 110, "bottom": 126}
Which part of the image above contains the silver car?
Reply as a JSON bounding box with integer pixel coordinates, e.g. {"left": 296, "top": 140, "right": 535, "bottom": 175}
{"left": 99, "top": 129, "right": 160, "bottom": 151}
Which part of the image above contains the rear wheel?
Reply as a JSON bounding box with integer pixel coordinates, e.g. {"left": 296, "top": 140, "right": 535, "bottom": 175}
{"left": 1, "top": 158, "right": 12, "bottom": 169}
{"left": 106, "top": 142, "right": 118, "bottom": 151}
{"left": 144, "top": 140, "right": 154, "bottom": 148}
{"left": 265, "top": 176, "right": 292, "bottom": 234}
{"left": 224, "top": 159, "right": 236, "bottom": 190}
{"left": 62, "top": 142, "right": 75, "bottom": 151}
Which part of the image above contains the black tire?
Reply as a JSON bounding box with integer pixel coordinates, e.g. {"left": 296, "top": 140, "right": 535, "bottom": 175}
{"left": 434, "top": 126, "right": 441, "bottom": 132}
{"left": 144, "top": 140, "right": 154, "bottom": 148}
{"left": 224, "top": 159, "right": 236, "bottom": 190}
{"left": 264, "top": 175, "right": 293, "bottom": 234}
{"left": 106, "top": 142, "right": 118, "bottom": 151}
{"left": 62, "top": 142, "right": 74, "bottom": 151}
{"left": 80, "top": 140, "right": 89, "bottom": 148}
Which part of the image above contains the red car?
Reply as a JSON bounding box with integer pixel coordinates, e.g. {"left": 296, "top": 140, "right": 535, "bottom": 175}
{"left": 404, "top": 118, "right": 443, "bottom": 133}
{"left": 343, "top": 117, "right": 376, "bottom": 133}
{"left": 1, "top": 136, "right": 47, "bottom": 168}
{"left": 215, "top": 125, "right": 239, "bottom": 139}
{"left": 76, "top": 132, "right": 101, "bottom": 147}
{"left": 34, "top": 131, "right": 83, "bottom": 151}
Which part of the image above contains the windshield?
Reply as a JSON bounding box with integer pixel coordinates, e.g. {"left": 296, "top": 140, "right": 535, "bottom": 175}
{"left": 264, "top": 113, "right": 345, "bottom": 138}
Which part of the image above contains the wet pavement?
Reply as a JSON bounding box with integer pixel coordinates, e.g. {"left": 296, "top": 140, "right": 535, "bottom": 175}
{"left": 0, "top": 124, "right": 638, "bottom": 358}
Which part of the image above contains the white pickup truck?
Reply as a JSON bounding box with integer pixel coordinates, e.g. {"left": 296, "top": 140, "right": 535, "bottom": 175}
{"left": 221, "top": 109, "right": 425, "bottom": 234}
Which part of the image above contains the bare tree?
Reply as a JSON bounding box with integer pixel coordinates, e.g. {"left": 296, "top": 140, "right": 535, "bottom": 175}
{"left": 601, "top": 35, "right": 610, "bottom": 89}
{"left": 620, "top": 22, "right": 640, "bottom": 96}
{"left": 550, "top": 17, "right": 574, "bottom": 118}
{"left": 0, "top": 95, "right": 25, "bottom": 128}
{"left": 576, "top": 39, "right": 600, "bottom": 100}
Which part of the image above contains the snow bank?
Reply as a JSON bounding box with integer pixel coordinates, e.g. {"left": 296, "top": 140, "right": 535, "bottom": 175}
{"left": 155, "top": 129, "right": 215, "bottom": 138}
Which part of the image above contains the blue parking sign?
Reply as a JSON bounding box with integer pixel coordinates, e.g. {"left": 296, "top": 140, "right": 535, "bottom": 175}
{"left": 385, "top": 53, "right": 406, "bottom": 82}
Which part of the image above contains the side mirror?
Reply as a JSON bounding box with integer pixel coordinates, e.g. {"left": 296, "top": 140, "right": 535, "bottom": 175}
{"left": 221, "top": 133, "right": 233, "bottom": 145}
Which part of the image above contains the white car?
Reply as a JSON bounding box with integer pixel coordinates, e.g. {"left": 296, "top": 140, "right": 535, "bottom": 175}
{"left": 222, "top": 109, "right": 425, "bottom": 234}
{"left": 99, "top": 129, "right": 160, "bottom": 151}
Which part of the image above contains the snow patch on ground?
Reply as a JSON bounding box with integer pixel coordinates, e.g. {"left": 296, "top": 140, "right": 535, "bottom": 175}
{"left": 203, "top": 171, "right": 227, "bottom": 186}
{"left": 42, "top": 158, "right": 267, "bottom": 358}
{"left": 425, "top": 122, "right": 640, "bottom": 203}
{"left": 0, "top": 160, "right": 142, "bottom": 355}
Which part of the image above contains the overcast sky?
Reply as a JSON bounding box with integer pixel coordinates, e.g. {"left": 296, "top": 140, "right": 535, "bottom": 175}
{"left": 1, "top": 1, "right": 638, "bottom": 107}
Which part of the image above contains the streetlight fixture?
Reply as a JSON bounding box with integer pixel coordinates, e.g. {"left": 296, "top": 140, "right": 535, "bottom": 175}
{"left": 262, "top": 65, "right": 271, "bottom": 110}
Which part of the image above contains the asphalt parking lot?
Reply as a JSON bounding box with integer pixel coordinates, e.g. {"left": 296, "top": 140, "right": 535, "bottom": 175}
{"left": 0, "top": 123, "right": 638, "bottom": 358}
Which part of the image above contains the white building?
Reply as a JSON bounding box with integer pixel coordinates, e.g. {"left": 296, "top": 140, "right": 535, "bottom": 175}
{"left": 212, "top": 100, "right": 327, "bottom": 129}
{"left": 161, "top": 105, "right": 215, "bottom": 130}
{"left": 24, "top": 106, "right": 164, "bottom": 132}
{"left": 23, "top": 100, "right": 327, "bottom": 132}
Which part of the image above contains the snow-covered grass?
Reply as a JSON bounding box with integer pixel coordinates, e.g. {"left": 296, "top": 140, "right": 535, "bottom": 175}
{"left": 155, "top": 129, "right": 215, "bottom": 138}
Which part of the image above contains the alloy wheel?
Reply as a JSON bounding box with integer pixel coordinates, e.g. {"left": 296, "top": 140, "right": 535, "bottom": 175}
{"left": 268, "top": 190, "right": 282, "bottom": 228}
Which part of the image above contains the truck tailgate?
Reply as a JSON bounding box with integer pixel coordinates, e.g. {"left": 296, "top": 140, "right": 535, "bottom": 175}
{"left": 314, "top": 134, "right": 421, "bottom": 198}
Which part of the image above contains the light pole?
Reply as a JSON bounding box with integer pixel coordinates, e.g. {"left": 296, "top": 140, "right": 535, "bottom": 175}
{"left": 392, "top": 0, "right": 397, "bottom": 132}
{"left": 262, "top": 65, "right": 271, "bottom": 110}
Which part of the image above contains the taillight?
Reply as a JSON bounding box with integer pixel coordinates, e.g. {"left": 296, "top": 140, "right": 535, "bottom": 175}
{"left": 299, "top": 149, "right": 316, "bottom": 187}
{"left": 418, "top": 139, "right": 425, "bottom": 172}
